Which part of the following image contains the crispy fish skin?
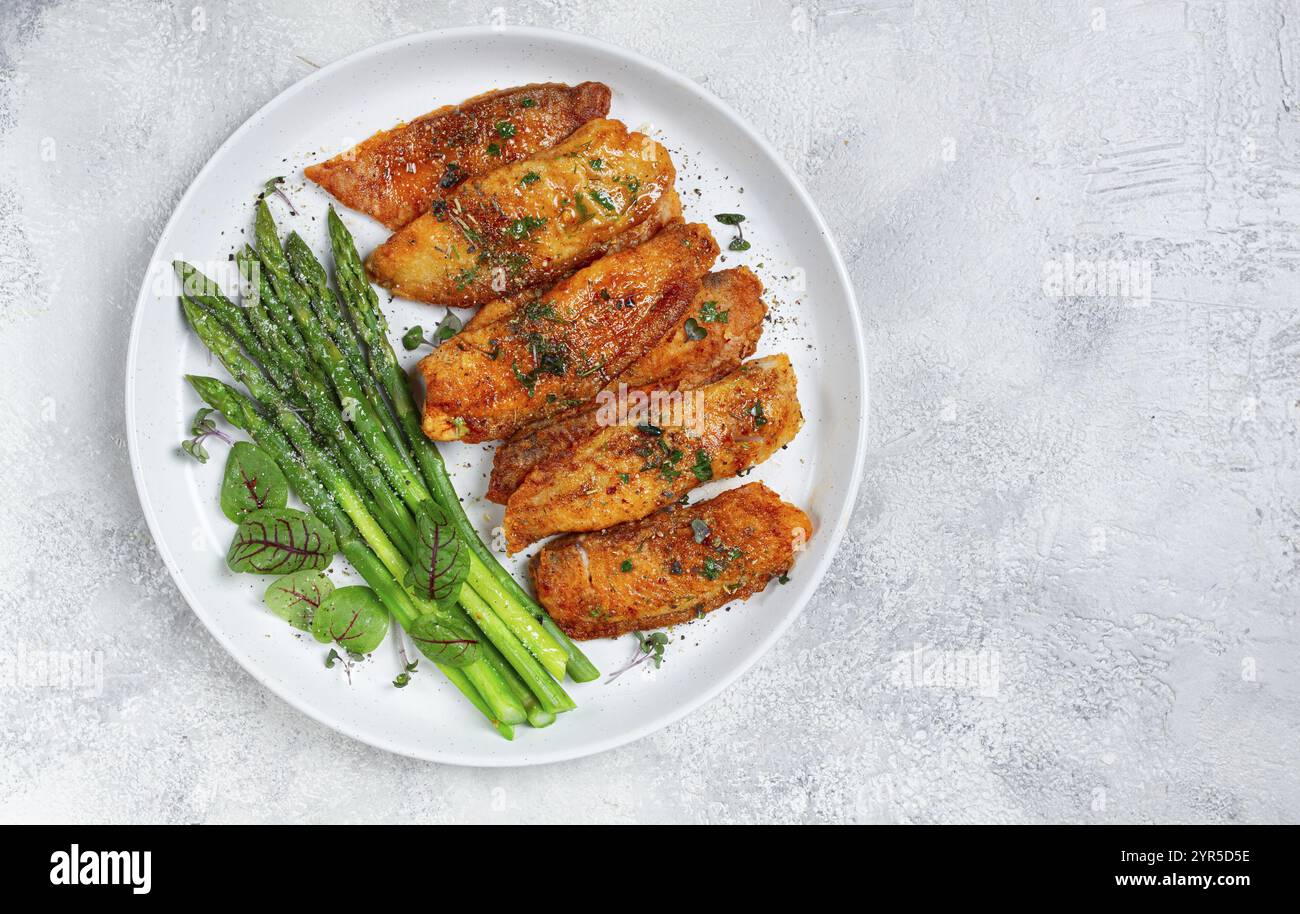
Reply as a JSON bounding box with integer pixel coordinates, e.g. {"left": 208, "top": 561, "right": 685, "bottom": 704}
{"left": 417, "top": 221, "right": 719, "bottom": 443}
{"left": 502, "top": 354, "right": 802, "bottom": 553}
{"left": 531, "top": 482, "right": 813, "bottom": 640}
{"left": 486, "top": 268, "right": 767, "bottom": 503}
{"left": 305, "top": 82, "right": 611, "bottom": 230}
{"left": 367, "top": 118, "right": 679, "bottom": 306}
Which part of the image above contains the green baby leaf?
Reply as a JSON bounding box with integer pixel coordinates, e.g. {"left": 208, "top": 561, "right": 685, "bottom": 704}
{"left": 407, "top": 613, "right": 481, "bottom": 668}
{"left": 263, "top": 569, "right": 334, "bottom": 631}
{"left": 220, "top": 441, "right": 289, "bottom": 522}
{"left": 404, "top": 502, "right": 469, "bottom": 609}
{"left": 311, "top": 586, "right": 390, "bottom": 654}
{"left": 402, "top": 325, "right": 425, "bottom": 350}
{"left": 227, "top": 507, "right": 336, "bottom": 575}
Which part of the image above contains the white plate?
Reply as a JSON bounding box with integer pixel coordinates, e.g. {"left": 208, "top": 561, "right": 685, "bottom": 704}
{"left": 126, "top": 27, "right": 867, "bottom": 766}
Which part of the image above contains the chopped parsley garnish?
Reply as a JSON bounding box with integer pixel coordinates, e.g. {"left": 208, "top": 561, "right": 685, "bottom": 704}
{"left": 684, "top": 317, "right": 707, "bottom": 340}
{"left": 749, "top": 401, "right": 768, "bottom": 427}
{"left": 452, "top": 267, "right": 479, "bottom": 290}
{"left": 505, "top": 215, "right": 547, "bottom": 240}
{"left": 486, "top": 142, "right": 501, "bottom": 156}
{"left": 495, "top": 120, "right": 516, "bottom": 138}
{"left": 691, "top": 449, "right": 713, "bottom": 482}
{"left": 620, "top": 559, "right": 633, "bottom": 573}
{"left": 636, "top": 424, "right": 663, "bottom": 436}
{"left": 520, "top": 171, "right": 541, "bottom": 186}
{"left": 690, "top": 518, "right": 710, "bottom": 544}
{"left": 699, "top": 300, "right": 729, "bottom": 323}
{"left": 520, "top": 97, "right": 537, "bottom": 108}
{"left": 589, "top": 158, "right": 605, "bottom": 170}
{"left": 588, "top": 188, "right": 617, "bottom": 212}
{"left": 521, "top": 299, "right": 567, "bottom": 323}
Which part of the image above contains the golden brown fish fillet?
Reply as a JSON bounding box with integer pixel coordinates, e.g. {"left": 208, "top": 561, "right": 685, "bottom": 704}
{"left": 461, "top": 206, "right": 684, "bottom": 333}
{"left": 305, "top": 82, "right": 611, "bottom": 230}
{"left": 502, "top": 354, "right": 802, "bottom": 553}
{"left": 532, "top": 482, "right": 813, "bottom": 640}
{"left": 367, "top": 118, "right": 680, "bottom": 306}
{"left": 486, "top": 268, "right": 767, "bottom": 503}
{"left": 417, "top": 221, "right": 719, "bottom": 443}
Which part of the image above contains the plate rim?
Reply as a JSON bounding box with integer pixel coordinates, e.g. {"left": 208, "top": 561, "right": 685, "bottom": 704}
{"left": 125, "top": 24, "right": 869, "bottom": 767}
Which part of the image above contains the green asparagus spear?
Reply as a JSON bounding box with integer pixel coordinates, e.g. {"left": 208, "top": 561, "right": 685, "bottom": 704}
{"left": 327, "top": 206, "right": 600, "bottom": 682}
{"left": 186, "top": 374, "right": 525, "bottom": 730}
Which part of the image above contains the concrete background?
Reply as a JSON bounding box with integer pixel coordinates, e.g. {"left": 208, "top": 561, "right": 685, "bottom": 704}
{"left": 1, "top": 0, "right": 1297, "bottom": 823}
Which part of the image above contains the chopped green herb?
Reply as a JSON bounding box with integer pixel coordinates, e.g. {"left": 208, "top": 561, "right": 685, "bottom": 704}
{"left": 588, "top": 188, "right": 617, "bottom": 212}
{"left": 691, "top": 449, "right": 713, "bottom": 482}
{"left": 701, "top": 557, "right": 725, "bottom": 581}
{"left": 620, "top": 559, "right": 633, "bottom": 572}
{"left": 636, "top": 423, "right": 663, "bottom": 436}
{"left": 749, "top": 401, "right": 768, "bottom": 427}
{"left": 778, "top": 573, "right": 790, "bottom": 585}
{"left": 486, "top": 142, "right": 501, "bottom": 156}
{"left": 699, "top": 300, "right": 729, "bottom": 323}
{"left": 684, "top": 317, "right": 707, "bottom": 340}
{"left": 520, "top": 97, "right": 537, "bottom": 108}
{"left": 589, "top": 158, "right": 605, "bottom": 170}
{"left": 690, "top": 518, "right": 711, "bottom": 543}
{"left": 495, "top": 120, "right": 516, "bottom": 138}
{"left": 520, "top": 171, "right": 541, "bottom": 186}
{"left": 505, "top": 215, "right": 547, "bottom": 240}
{"left": 729, "top": 237, "right": 752, "bottom": 252}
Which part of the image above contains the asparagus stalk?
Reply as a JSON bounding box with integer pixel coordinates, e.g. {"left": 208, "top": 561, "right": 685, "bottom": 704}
{"left": 186, "top": 374, "right": 523, "bottom": 735}
{"left": 253, "top": 200, "right": 410, "bottom": 461}
{"left": 177, "top": 263, "right": 420, "bottom": 559}
{"left": 327, "top": 206, "right": 601, "bottom": 682}
{"left": 226, "top": 218, "right": 576, "bottom": 714}
{"left": 258, "top": 209, "right": 574, "bottom": 685}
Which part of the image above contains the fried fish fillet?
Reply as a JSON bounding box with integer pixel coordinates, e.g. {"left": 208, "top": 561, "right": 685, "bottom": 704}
{"left": 367, "top": 118, "right": 680, "bottom": 305}
{"left": 531, "top": 482, "right": 812, "bottom": 639}
{"left": 305, "top": 82, "right": 611, "bottom": 230}
{"left": 486, "top": 267, "right": 767, "bottom": 503}
{"left": 417, "top": 221, "right": 719, "bottom": 443}
{"left": 502, "top": 354, "right": 802, "bottom": 553}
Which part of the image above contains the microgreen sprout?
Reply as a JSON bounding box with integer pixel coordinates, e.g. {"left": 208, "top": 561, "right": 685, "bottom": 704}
{"left": 714, "top": 212, "right": 751, "bottom": 251}
{"left": 402, "top": 311, "right": 463, "bottom": 350}
{"left": 262, "top": 176, "right": 298, "bottom": 216}
{"left": 181, "top": 407, "right": 232, "bottom": 463}
{"left": 605, "top": 630, "right": 670, "bottom": 682}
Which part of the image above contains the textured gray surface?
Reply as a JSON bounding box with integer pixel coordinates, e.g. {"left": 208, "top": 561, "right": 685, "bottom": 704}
{"left": 1, "top": 0, "right": 1297, "bottom": 823}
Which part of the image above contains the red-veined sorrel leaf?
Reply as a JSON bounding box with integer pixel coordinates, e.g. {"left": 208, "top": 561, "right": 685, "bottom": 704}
{"left": 263, "top": 569, "right": 334, "bottom": 631}
{"left": 404, "top": 501, "right": 468, "bottom": 609}
{"left": 310, "top": 586, "right": 389, "bottom": 654}
{"left": 220, "top": 442, "right": 288, "bottom": 522}
{"left": 408, "top": 613, "right": 481, "bottom": 668}
{"left": 227, "top": 507, "right": 336, "bottom": 574}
